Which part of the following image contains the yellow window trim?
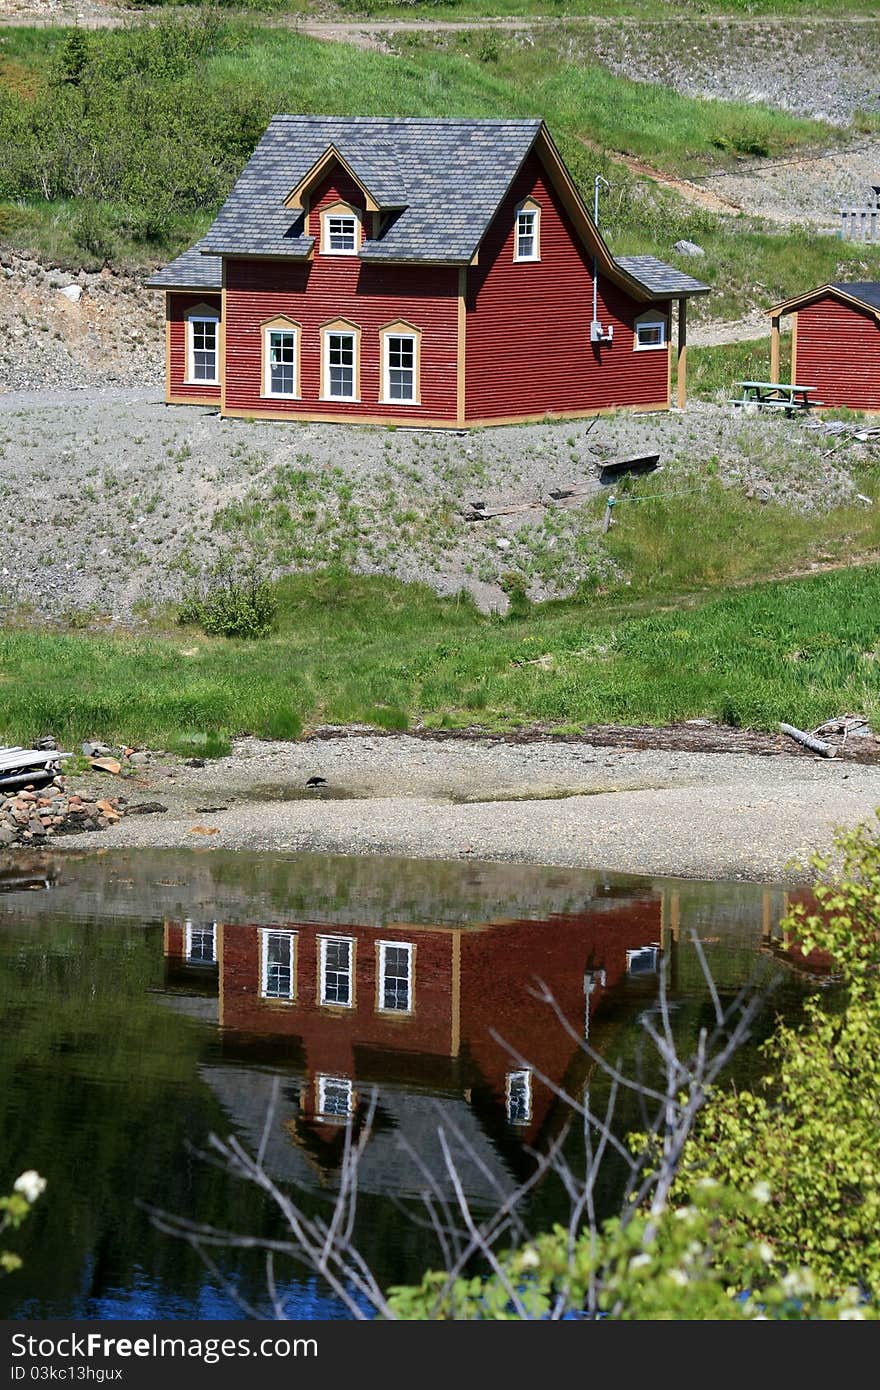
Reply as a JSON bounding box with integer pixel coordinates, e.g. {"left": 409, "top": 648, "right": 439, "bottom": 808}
{"left": 378, "top": 318, "right": 422, "bottom": 407}
{"left": 320, "top": 318, "right": 362, "bottom": 403}
{"left": 513, "top": 197, "right": 541, "bottom": 263}
{"left": 260, "top": 315, "right": 302, "bottom": 399}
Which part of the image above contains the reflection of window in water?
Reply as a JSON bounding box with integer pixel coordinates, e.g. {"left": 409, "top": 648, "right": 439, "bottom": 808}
{"left": 320, "top": 936, "right": 354, "bottom": 1006}
{"left": 627, "top": 945, "right": 660, "bottom": 976}
{"left": 378, "top": 941, "right": 413, "bottom": 1012}
{"left": 506, "top": 1070, "right": 532, "bottom": 1125}
{"left": 260, "top": 929, "right": 297, "bottom": 1000}
{"left": 185, "top": 920, "right": 216, "bottom": 964}
{"left": 317, "top": 1075, "right": 353, "bottom": 1122}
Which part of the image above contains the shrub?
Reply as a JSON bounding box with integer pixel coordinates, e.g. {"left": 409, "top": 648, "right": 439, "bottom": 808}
{"left": 179, "top": 567, "right": 278, "bottom": 639}
{"left": 677, "top": 815, "right": 880, "bottom": 1299}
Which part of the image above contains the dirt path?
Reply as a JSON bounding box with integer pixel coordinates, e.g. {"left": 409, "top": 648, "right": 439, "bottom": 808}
{"left": 53, "top": 730, "right": 880, "bottom": 882}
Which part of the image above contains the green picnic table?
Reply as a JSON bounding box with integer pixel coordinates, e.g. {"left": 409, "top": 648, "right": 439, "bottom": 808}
{"left": 731, "top": 381, "right": 822, "bottom": 415}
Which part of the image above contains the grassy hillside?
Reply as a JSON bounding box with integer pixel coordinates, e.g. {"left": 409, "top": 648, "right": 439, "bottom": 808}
{"left": 1, "top": 16, "right": 877, "bottom": 317}
{"left": 2, "top": 564, "right": 878, "bottom": 749}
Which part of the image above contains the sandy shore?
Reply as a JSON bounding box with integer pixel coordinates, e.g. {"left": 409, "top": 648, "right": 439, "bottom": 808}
{"left": 53, "top": 732, "right": 880, "bottom": 883}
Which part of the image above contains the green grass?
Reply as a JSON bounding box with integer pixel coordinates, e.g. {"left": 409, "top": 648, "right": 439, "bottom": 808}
{"left": 688, "top": 336, "right": 793, "bottom": 401}
{"left": 2, "top": 564, "right": 879, "bottom": 749}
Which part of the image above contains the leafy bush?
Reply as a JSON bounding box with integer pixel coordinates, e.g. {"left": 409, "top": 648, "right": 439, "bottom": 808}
{"left": 388, "top": 1181, "right": 873, "bottom": 1320}
{"left": 677, "top": 815, "right": 880, "bottom": 1299}
{"left": 2, "top": 1171, "right": 46, "bottom": 1276}
{"left": 179, "top": 567, "right": 278, "bottom": 639}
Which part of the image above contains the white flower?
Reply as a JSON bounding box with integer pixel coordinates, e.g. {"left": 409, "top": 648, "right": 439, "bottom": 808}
{"left": 628, "top": 1253, "right": 652, "bottom": 1271}
{"left": 668, "top": 1269, "right": 688, "bottom": 1287}
{"left": 751, "top": 1181, "right": 772, "bottom": 1206}
{"left": 838, "top": 1309, "right": 865, "bottom": 1320}
{"left": 13, "top": 1170, "right": 47, "bottom": 1204}
{"left": 518, "top": 1247, "right": 540, "bottom": 1271}
{"left": 758, "top": 1243, "right": 774, "bottom": 1265}
{"left": 674, "top": 1205, "right": 696, "bottom": 1222}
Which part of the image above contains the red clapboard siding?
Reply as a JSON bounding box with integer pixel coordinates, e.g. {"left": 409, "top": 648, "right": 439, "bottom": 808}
{"left": 465, "top": 153, "right": 668, "bottom": 420}
{"left": 223, "top": 171, "right": 460, "bottom": 421}
{"left": 167, "top": 292, "right": 222, "bottom": 402}
{"left": 796, "top": 295, "right": 880, "bottom": 410}
{"left": 219, "top": 922, "right": 454, "bottom": 1063}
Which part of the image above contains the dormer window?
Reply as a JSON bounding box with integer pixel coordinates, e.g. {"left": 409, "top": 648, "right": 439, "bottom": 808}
{"left": 514, "top": 199, "right": 541, "bottom": 262}
{"left": 320, "top": 201, "right": 361, "bottom": 255}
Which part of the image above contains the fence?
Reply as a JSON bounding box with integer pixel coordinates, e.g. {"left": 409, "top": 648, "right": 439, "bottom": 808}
{"left": 840, "top": 204, "right": 880, "bottom": 241}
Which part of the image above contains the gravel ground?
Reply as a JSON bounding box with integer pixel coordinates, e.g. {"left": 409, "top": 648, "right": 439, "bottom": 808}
{"left": 53, "top": 731, "right": 880, "bottom": 882}
{"left": 0, "top": 387, "right": 867, "bottom": 618}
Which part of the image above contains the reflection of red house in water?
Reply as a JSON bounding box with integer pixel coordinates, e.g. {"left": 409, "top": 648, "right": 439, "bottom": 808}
{"left": 163, "top": 894, "right": 660, "bottom": 1197}
{"left": 759, "top": 887, "right": 835, "bottom": 976}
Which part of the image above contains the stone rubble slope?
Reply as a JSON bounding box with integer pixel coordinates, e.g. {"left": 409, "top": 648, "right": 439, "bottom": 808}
{"left": 0, "top": 387, "right": 868, "bottom": 620}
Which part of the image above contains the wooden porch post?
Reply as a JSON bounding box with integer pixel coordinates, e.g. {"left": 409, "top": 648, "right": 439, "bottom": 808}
{"left": 676, "top": 297, "right": 687, "bottom": 409}
{"left": 770, "top": 314, "right": 781, "bottom": 383}
{"left": 790, "top": 311, "right": 798, "bottom": 383}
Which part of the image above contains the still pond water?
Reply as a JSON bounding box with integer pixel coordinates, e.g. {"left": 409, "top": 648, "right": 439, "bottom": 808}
{"left": 0, "top": 848, "right": 815, "bottom": 1320}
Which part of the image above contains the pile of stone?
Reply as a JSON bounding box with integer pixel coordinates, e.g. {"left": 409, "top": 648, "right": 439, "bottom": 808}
{"left": 0, "top": 776, "right": 127, "bottom": 848}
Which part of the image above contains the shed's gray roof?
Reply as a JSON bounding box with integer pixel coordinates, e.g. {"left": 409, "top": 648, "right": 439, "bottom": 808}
{"left": 831, "top": 281, "right": 880, "bottom": 312}
{"left": 199, "top": 115, "right": 544, "bottom": 264}
{"left": 615, "top": 254, "right": 710, "bottom": 297}
{"left": 146, "top": 241, "right": 222, "bottom": 291}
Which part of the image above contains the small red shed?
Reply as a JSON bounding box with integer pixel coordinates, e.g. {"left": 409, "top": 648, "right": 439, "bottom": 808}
{"left": 148, "top": 116, "right": 709, "bottom": 427}
{"left": 767, "top": 281, "right": 880, "bottom": 413}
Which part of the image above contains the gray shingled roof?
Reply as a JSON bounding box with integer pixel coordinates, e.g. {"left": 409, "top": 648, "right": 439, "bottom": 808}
{"left": 615, "top": 254, "right": 710, "bottom": 297}
{"left": 146, "top": 241, "right": 222, "bottom": 291}
{"left": 198, "top": 115, "right": 543, "bottom": 264}
{"left": 147, "top": 117, "right": 713, "bottom": 296}
{"left": 831, "top": 281, "right": 880, "bottom": 312}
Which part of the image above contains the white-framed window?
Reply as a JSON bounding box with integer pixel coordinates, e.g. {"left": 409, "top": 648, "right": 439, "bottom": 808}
{"left": 316, "top": 1075, "right": 353, "bottom": 1122}
{"left": 514, "top": 201, "right": 541, "bottom": 262}
{"left": 320, "top": 203, "right": 361, "bottom": 256}
{"left": 506, "top": 1069, "right": 532, "bottom": 1125}
{"left": 264, "top": 326, "right": 299, "bottom": 397}
{"left": 634, "top": 312, "right": 667, "bottom": 351}
{"left": 260, "top": 928, "right": 297, "bottom": 1000}
{"left": 319, "top": 935, "right": 354, "bottom": 1007}
{"left": 186, "top": 311, "right": 219, "bottom": 384}
{"left": 324, "top": 330, "right": 358, "bottom": 401}
{"left": 381, "top": 330, "right": 418, "bottom": 405}
{"left": 627, "top": 944, "right": 660, "bottom": 975}
{"left": 185, "top": 919, "right": 216, "bottom": 964}
{"left": 378, "top": 941, "right": 413, "bottom": 1013}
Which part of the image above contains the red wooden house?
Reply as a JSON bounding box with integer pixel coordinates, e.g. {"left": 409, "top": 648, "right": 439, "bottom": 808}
{"left": 767, "top": 281, "right": 880, "bottom": 412}
{"left": 148, "top": 116, "right": 709, "bottom": 427}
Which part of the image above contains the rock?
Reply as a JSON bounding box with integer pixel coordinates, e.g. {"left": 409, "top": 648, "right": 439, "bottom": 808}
{"left": 673, "top": 239, "right": 706, "bottom": 258}
{"left": 126, "top": 751, "right": 151, "bottom": 767}
{"left": 184, "top": 758, "right": 206, "bottom": 768}
{"left": 59, "top": 285, "right": 83, "bottom": 303}
{"left": 89, "top": 756, "right": 122, "bottom": 775}
{"left": 82, "top": 741, "right": 111, "bottom": 757}
{"left": 126, "top": 801, "right": 167, "bottom": 815}
{"left": 33, "top": 735, "right": 58, "bottom": 751}
{"left": 0, "top": 825, "right": 16, "bottom": 846}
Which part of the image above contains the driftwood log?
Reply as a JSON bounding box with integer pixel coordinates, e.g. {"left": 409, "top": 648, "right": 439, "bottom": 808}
{"left": 779, "top": 722, "right": 835, "bottom": 757}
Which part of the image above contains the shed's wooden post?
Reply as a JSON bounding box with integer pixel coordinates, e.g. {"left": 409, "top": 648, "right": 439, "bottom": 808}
{"left": 790, "top": 312, "right": 799, "bottom": 383}
{"left": 676, "top": 297, "right": 687, "bottom": 409}
{"left": 770, "top": 314, "right": 781, "bottom": 384}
